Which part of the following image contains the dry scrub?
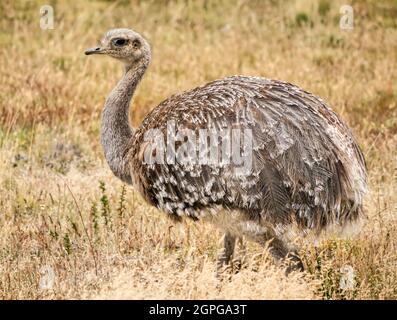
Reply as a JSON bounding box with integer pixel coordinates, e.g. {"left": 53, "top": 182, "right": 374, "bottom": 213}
{"left": 0, "top": 0, "right": 396, "bottom": 299}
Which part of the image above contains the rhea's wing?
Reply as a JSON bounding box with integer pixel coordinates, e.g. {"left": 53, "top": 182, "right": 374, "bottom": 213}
{"left": 242, "top": 78, "right": 366, "bottom": 227}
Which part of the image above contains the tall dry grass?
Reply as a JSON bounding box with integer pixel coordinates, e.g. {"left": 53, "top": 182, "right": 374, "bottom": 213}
{"left": 0, "top": 0, "right": 396, "bottom": 299}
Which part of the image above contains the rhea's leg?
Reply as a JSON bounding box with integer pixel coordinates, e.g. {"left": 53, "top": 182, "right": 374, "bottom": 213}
{"left": 245, "top": 230, "right": 304, "bottom": 274}
{"left": 216, "top": 232, "right": 236, "bottom": 276}
{"left": 267, "top": 237, "right": 304, "bottom": 274}
{"left": 233, "top": 237, "right": 246, "bottom": 272}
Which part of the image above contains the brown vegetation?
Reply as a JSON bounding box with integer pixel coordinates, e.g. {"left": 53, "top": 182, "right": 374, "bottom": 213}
{"left": 0, "top": 0, "right": 396, "bottom": 299}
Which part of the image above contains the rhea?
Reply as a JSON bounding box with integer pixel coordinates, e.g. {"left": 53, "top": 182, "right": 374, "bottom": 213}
{"left": 85, "top": 28, "right": 367, "bottom": 272}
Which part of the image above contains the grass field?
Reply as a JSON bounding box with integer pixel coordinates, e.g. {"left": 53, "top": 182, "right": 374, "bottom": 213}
{"left": 0, "top": 0, "right": 396, "bottom": 299}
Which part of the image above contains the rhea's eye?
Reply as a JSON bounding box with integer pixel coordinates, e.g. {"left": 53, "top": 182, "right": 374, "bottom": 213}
{"left": 112, "top": 38, "right": 128, "bottom": 47}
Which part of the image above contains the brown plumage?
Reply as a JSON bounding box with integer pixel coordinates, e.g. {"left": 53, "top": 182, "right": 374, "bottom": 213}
{"left": 86, "top": 28, "right": 367, "bottom": 273}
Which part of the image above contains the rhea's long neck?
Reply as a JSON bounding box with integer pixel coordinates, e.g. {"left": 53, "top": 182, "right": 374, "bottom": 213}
{"left": 100, "top": 60, "right": 148, "bottom": 183}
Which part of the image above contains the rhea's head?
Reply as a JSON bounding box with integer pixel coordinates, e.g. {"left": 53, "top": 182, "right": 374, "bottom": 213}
{"left": 85, "top": 28, "right": 151, "bottom": 68}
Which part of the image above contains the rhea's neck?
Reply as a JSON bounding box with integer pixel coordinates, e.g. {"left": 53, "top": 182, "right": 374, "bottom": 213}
{"left": 100, "top": 60, "right": 148, "bottom": 183}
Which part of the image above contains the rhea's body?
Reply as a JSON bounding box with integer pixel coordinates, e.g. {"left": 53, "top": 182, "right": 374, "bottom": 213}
{"left": 129, "top": 76, "right": 366, "bottom": 229}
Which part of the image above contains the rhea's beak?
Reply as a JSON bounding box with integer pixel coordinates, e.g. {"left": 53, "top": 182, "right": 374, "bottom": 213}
{"left": 85, "top": 47, "right": 105, "bottom": 55}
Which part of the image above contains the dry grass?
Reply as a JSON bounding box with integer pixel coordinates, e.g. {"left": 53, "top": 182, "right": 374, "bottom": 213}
{"left": 0, "top": 0, "right": 396, "bottom": 299}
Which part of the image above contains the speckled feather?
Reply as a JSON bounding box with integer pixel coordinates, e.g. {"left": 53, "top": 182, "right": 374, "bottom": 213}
{"left": 128, "top": 76, "right": 367, "bottom": 230}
